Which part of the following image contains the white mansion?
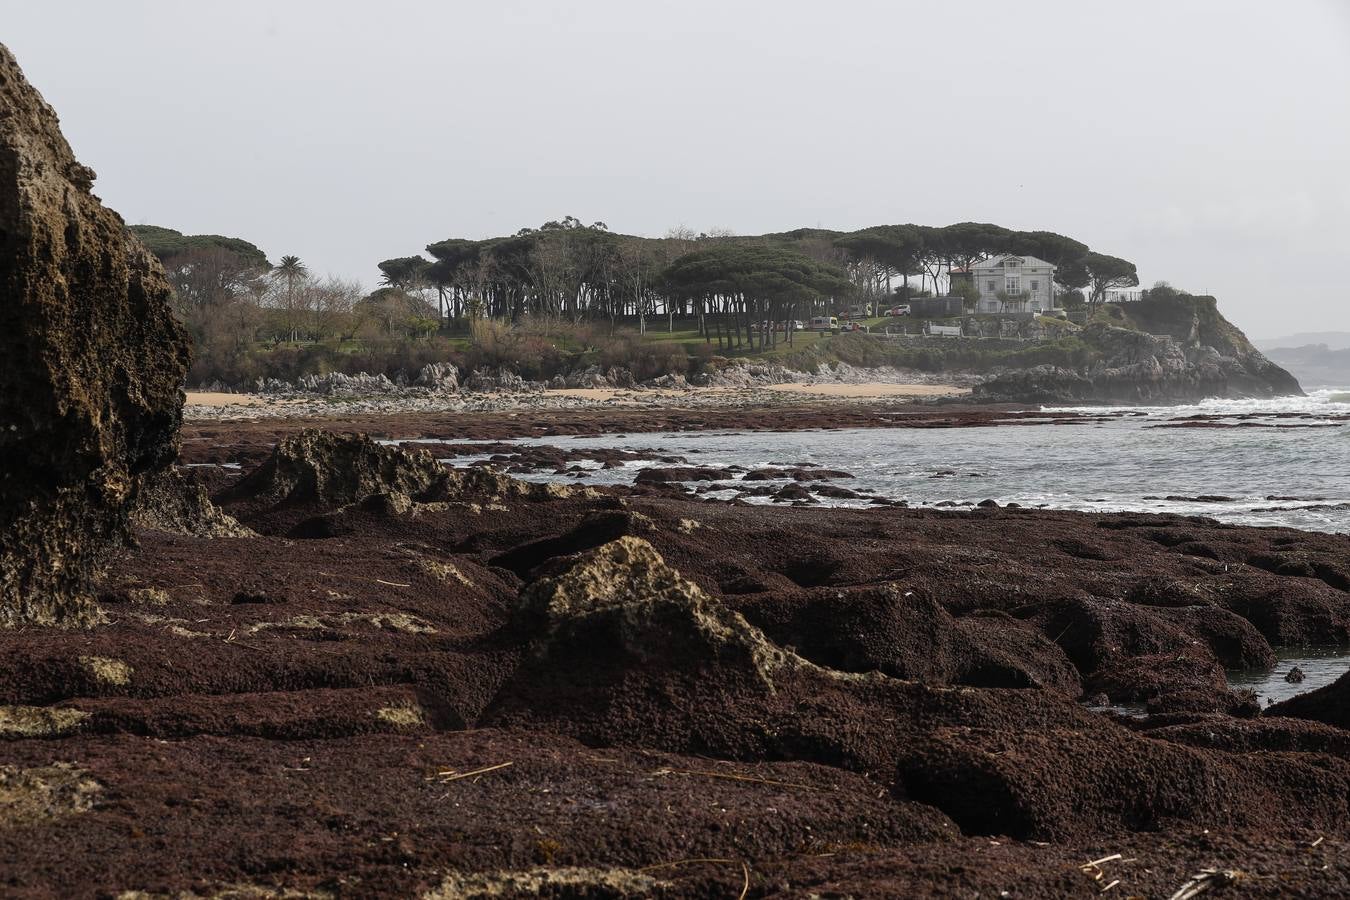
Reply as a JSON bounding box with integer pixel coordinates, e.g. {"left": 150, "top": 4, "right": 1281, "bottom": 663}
{"left": 969, "top": 254, "right": 1056, "bottom": 314}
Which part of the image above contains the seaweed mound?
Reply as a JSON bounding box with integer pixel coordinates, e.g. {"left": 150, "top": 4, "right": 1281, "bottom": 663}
{"left": 0, "top": 44, "right": 190, "bottom": 626}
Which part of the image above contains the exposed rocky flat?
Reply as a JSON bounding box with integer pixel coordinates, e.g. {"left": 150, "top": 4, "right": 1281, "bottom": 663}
{"left": 3, "top": 431, "right": 1348, "bottom": 897}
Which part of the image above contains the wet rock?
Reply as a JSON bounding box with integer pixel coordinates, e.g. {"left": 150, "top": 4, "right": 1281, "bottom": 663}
{"left": 743, "top": 467, "right": 855, "bottom": 482}
{"left": 634, "top": 466, "right": 734, "bottom": 484}
{"left": 0, "top": 45, "right": 190, "bottom": 626}
{"left": 810, "top": 484, "right": 864, "bottom": 500}
{"left": 772, "top": 484, "right": 815, "bottom": 503}
{"left": 1285, "top": 665, "right": 1306, "bottom": 684}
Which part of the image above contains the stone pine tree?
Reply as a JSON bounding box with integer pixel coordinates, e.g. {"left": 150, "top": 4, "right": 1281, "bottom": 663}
{"left": 1082, "top": 252, "right": 1140, "bottom": 307}
{"left": 661, "top": 244, "right": 852, "bottom": 350}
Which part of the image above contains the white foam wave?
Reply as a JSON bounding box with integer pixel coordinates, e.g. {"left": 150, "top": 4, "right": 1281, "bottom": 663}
{"left": 1041, "top": 388, "right": 1350, "bottom": 417}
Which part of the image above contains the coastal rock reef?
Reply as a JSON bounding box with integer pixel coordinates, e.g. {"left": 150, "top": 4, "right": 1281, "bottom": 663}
{"left": 0, "top": 426, "right": 1345, "bottom": 895}
{"left": 0, "top": 43, "right": 189, "bottom": 625}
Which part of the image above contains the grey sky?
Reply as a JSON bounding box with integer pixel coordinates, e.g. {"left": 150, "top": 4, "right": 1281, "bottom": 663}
{"left": 6, "top": 0, "right": 1349, "bottom": 338}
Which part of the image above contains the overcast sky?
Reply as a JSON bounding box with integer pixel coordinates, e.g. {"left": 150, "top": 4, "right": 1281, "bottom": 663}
{"left": 7, "top": 0, "right": 1349, "bottom": 338}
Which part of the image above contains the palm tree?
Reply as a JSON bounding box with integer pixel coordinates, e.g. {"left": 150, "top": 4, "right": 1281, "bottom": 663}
{"left": 273, "top": 255, "right": 308, "bottom": 342}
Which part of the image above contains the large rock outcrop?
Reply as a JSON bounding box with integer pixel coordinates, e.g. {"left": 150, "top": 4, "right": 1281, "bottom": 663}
{"left": 0, "top": 44, "right": 189, "bottom": 625}
{"left": 975, "top": 297, "right": 1302, "bottom": 404}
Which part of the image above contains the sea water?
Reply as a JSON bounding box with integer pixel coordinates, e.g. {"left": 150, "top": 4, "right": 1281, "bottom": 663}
{"left": 443, "top": 388, "right": 1350, "bottom": 533}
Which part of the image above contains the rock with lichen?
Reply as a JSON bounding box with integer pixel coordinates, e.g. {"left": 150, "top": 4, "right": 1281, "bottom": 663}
{"left": 518, "top": 536, "right": 798, "bottom": 685}
{"left": 0, "top": 43, "right": 189, "bottom": 626}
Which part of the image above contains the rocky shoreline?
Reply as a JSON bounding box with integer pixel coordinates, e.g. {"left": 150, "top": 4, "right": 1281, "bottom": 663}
{"left": 185, "top": 361, "right": 977, "bottom": 421}
{"left": 5, "top": 430, "right": 1346, "bottom": 896}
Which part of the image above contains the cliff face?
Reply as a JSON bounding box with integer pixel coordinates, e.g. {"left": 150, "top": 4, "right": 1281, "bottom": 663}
{"left": 974, "top": 297, "right": 1302, "bottom": 404}
{"left": 0, "top": 44, "right": 190, "bottom": 625}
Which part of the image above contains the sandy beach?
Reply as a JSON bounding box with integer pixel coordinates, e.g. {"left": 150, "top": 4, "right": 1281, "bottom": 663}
{"left": 184, "top": 391, "right": 270, "bottom": 407}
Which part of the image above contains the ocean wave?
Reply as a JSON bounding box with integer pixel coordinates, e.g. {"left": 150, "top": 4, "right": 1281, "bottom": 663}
{"left": 1042, "top": 388, "right": 1350, "bottom": 417}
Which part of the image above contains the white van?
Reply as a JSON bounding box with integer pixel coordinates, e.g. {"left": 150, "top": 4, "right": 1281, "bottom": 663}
{"left": 808, "top": 316, "right": 838, "bottom": 332}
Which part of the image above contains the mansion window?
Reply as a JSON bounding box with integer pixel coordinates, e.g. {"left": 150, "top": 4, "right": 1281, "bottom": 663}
{"left": 1006, "top": 278, "right": 1020, "bottom": 294}
{"left": 987, "top": 280, "right": 996, "bottom": 292}
{"left": 1030, "top": 280, "right": 1039, "bottom": 292}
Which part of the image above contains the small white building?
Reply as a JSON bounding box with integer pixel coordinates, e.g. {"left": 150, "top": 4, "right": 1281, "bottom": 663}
{"left": 970, "top": 254, "right": 1056, "bottom": 314}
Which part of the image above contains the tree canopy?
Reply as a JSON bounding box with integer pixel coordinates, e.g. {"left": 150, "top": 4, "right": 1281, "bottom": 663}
{"left": 661, "top": 244, "right": 852, "bottom": 305}
{"left": 130, "top": 225, "right": 269, "bottom": 270}
{"left": 1081, "top": 252, "right": 1140, "bottom": 304}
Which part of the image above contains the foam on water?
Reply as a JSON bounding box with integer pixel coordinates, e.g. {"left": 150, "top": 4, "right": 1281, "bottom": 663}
{"left": 1042, "top": 388, "right": 1350, "bottom": 418}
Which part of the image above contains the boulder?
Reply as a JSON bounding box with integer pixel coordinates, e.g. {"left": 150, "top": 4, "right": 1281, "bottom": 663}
{"left": 413, "top": 361, "right": 459, "bottom": 392}
{"left": 0, "top": 44, "right": 189, "bottom": 625}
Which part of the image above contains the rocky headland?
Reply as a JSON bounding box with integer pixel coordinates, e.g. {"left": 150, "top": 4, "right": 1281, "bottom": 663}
{"left": 975, "top": 297, "right": 1301, "bottom": 404}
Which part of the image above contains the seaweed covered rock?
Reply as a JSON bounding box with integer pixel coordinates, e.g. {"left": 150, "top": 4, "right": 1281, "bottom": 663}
{"left": 130, "top": 469, "right": 254, "bottom": 538}
{"left": 0, "top": 44, "right": 190, "bottom": 626}
{"left": 226, "top": 430, "right": 588, "bottom": 537}
{"left": 228, "top": 430, "right": 449, "bottom": 507}
{"left": 517, "top": 536, "right": 797, "bottom": 686}
{"left": 488, "top": 537, "right": 867, "bottom": 757}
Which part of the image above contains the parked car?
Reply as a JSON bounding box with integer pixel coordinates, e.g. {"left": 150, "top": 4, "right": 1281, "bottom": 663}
{"left": 839, "top": 321, "right": 868, "bottom": 333}
{"left": 887, "top": 304, "right": 911, "bottom": 317}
